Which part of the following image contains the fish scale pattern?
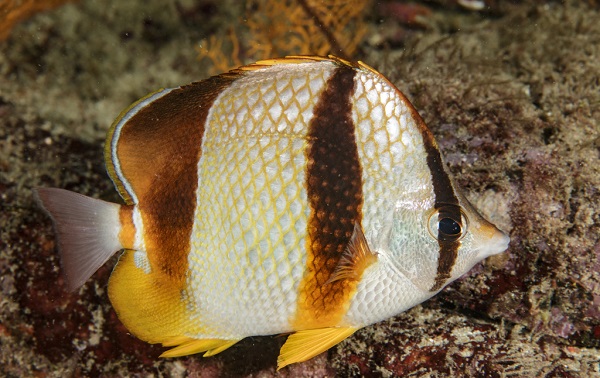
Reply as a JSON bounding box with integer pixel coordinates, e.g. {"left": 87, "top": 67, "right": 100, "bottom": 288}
{"left": 186, "top": 63, "right": 334, "bottom": 338}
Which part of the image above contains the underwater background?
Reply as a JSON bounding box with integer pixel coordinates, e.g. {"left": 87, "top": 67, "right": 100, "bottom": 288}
{"left": 0, "top": 0, "right": 599, "bottom": 376}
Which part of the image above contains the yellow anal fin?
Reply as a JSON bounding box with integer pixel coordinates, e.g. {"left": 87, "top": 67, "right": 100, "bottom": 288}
{"left": 160, "top": 338, "right": 240, "bottom": 358}
{"left": 277, "top": 327, "right": 358, "bottom": 370}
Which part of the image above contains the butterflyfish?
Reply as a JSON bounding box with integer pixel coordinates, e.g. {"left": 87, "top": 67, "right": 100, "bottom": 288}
{"left": 34, "top": 56, "right": 510, "bottom": 369}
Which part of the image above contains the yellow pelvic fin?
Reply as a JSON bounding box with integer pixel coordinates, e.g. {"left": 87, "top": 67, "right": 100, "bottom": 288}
{"left": 160, "top": 338, "right": 240, "bottom": 358}
{"left": 277, "top": 327, "right": 358, "bottom": 370}
{"left": 326, "top": 222, "right": 378, "bottom": 284}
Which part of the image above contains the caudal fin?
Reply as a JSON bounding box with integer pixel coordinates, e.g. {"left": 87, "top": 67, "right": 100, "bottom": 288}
{"left": 33, "top": 188, "right": 123, "bottom": 291}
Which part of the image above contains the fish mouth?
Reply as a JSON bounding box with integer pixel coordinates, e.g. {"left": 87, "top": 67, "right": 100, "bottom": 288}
{"left": 480, "top": 229, "right": 510, "bottom": 258}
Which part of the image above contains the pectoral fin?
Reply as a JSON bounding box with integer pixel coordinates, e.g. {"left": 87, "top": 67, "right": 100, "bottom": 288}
{"left": 326, "top": 222, "right": 377, "bottom": 284}
{"left": 277, "top": 327, "right": 358, "bottom": 370}
{"left": 160, "top": 338, "right": 239, "bottom": 358}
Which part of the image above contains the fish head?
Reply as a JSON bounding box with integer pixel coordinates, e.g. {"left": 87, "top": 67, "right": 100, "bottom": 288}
{"left": 385, "top": 187, "right": 510, "bottom": 294}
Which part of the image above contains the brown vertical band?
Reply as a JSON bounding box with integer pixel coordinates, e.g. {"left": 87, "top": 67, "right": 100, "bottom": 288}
{"left": 294, "top": 65, "right": 363, "bottom": 328}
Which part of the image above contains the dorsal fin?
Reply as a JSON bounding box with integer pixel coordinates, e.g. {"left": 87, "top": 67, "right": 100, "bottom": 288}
{"left": 326, "top": 222, "right": 378, "bottom": 284}
{"left": 235, "top": 55, "right": 359, "bottom": 73}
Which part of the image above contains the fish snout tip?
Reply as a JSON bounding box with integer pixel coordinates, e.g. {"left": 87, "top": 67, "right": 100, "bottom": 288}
{"left": 490, "top": 229, "right": 510, "bottom": 256}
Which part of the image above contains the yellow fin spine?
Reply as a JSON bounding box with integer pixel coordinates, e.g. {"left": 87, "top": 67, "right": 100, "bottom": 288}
{"left": 160, "top": 338, "right": 240, "bottom": 358}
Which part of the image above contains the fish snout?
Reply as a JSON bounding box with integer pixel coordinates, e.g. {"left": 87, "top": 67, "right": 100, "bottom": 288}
{"left": 483, "top": 228, "right": 510, "bottom": 258}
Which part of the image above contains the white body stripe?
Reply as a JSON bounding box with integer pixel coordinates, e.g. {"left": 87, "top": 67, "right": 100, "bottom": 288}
{"left": 345, "top": 70, "right": 439, "bottom": 325}
{"left": 185, "top": 62, "right": 335, "bottom": 338}
{"left": 132, "top": 206, "right": 150, "bottom": 273}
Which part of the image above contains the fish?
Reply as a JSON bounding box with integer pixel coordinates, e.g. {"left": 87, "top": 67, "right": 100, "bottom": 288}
{"left": 34, "top": 55, "right": 510, "bottom": 369}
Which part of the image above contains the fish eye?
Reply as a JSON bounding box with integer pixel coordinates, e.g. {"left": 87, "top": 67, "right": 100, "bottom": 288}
{"left": 427, "top": 206, "right": 469, "bottom": 242}
{"left": 439, "top": 217, "right": 461, "bottom": 235}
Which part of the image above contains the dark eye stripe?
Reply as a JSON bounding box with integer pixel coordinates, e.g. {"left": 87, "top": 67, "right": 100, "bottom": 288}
{"left": 402, "top": 105, "right": 461, "bottom": 292}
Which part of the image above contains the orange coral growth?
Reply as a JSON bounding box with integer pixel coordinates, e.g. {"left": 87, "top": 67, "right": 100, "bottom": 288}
{"left": 197, "top": 0, "right": 371, "bottom": 74}
{"left": 0, "top": 0, "right": 76, "bottom": 40}
{"left": 195, "top": 27, "right": 244, "bottom": 75}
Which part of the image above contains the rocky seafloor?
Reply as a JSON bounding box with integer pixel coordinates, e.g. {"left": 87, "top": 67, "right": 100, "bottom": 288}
{"left": 0, "top": 0, "right": 599, "bottom": 377}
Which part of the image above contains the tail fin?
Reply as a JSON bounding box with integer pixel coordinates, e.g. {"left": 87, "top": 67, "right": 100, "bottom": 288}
{"left": 33, "top": 188, "right": 123, "bottom": 291}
